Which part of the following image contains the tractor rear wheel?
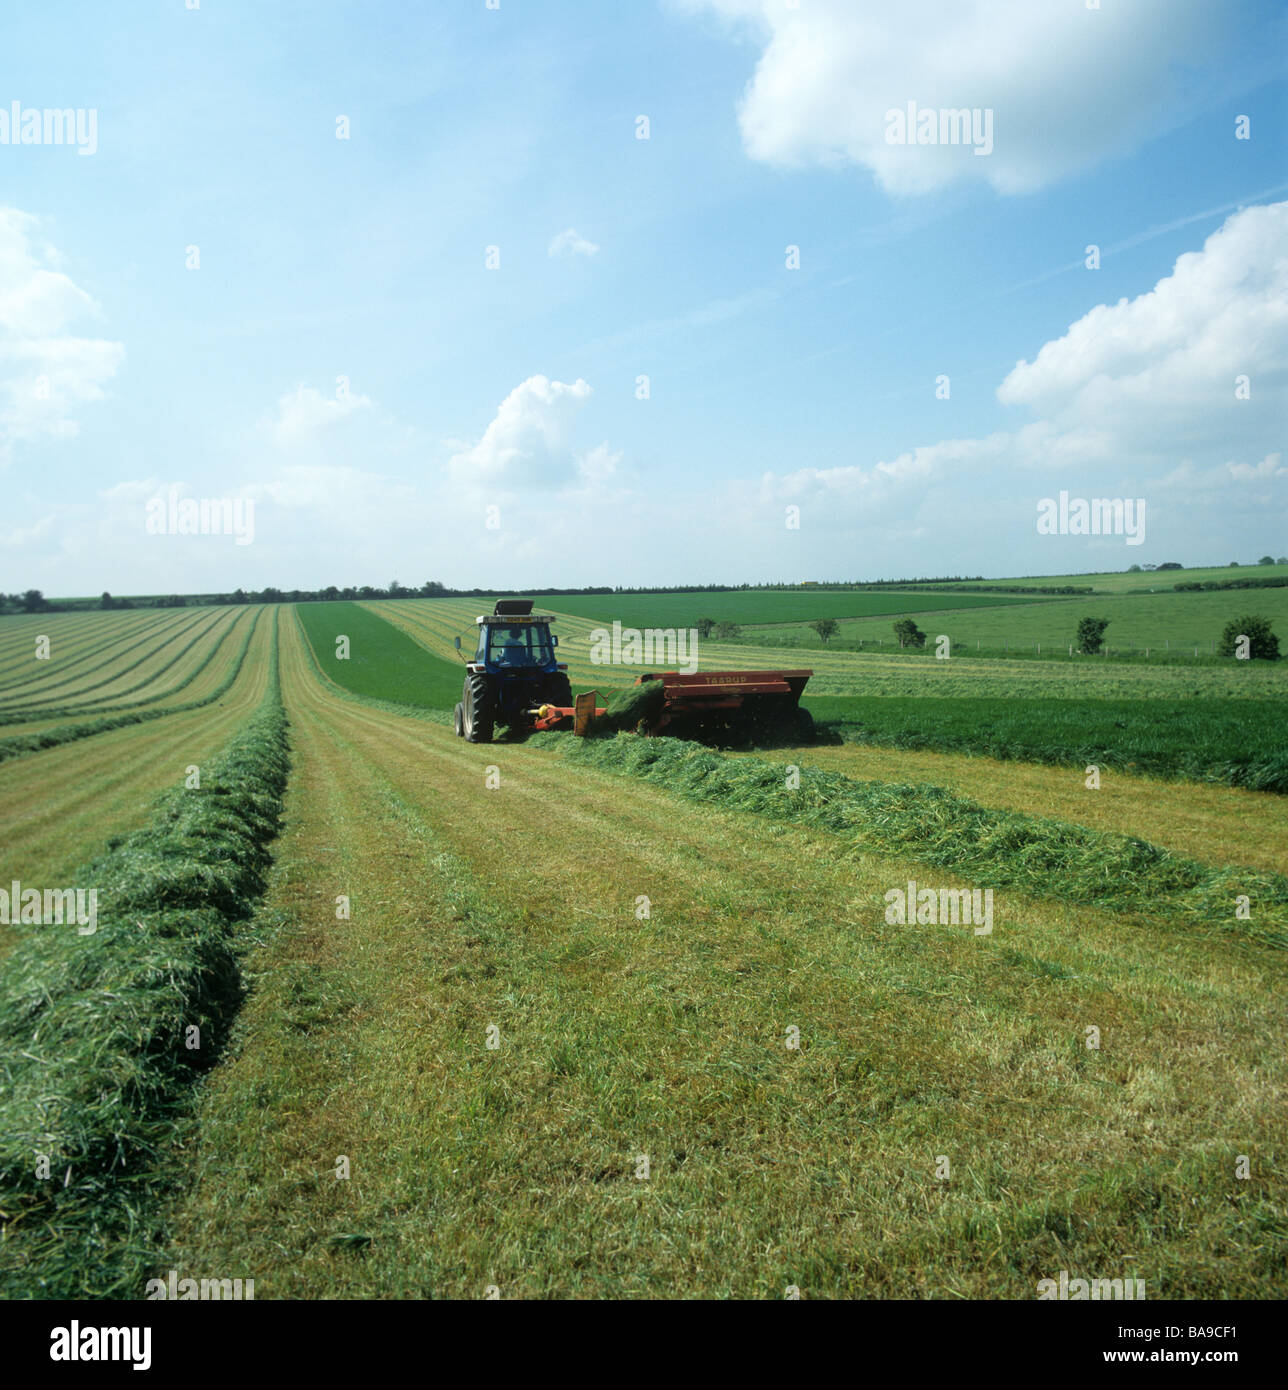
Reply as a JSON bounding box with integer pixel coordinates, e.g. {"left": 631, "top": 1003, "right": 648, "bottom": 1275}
{"left": 464, "top": 673, "right": 495, "bottom": 743}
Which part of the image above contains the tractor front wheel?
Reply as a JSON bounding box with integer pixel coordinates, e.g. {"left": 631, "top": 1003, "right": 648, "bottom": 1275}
{"left": 453, "top": 702, "right": 464, "bottom": 737}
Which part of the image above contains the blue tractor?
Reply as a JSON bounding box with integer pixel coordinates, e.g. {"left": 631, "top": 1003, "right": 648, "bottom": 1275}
{"left": 453, "top": 599, "right": 573, "bottom": 743}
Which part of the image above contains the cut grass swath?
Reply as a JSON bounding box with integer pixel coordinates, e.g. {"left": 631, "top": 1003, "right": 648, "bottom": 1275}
{"left": 532, "top": 732, "right": 1288, "bottom": 951}
{"left": 595, "top": 679, "right": 666, "bottom": 732}
{"left": 0, "top": 614, "right": 288, "bottom": 1298}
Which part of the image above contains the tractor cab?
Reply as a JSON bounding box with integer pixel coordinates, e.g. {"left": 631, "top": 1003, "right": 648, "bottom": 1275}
{"left": 462, "top": 599, "right": 560, "bottom": 674}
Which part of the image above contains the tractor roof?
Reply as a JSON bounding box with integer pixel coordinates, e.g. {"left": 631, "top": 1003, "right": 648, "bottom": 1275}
{"left": 476, "top": 598, "right": 557, "bottom": 626}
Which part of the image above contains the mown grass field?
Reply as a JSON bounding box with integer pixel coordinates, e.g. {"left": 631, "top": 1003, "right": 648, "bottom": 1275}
{"left": 0, "top": 593, "right": 1283, "bottom": 1300}
{"left": 738, "top": 741, "right": 1288, "bottom": 877}
{"left": 143, "top": 614, "right": 1284, "bottom": 1298}
{"left": 0, "top": 610, "right": 275, "bottom": 960}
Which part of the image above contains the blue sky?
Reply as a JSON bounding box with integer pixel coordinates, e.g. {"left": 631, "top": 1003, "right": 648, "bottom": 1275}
{"left": 1, "top": 0, "right": 1286, "bottom": 594}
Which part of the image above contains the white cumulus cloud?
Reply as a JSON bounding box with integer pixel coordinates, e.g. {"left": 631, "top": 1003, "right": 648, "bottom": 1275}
{"left": 679, "top": 0, "right": 1226, "bottom": 195}
{"left": 270, "top": 384, "right": 374, "bottom": 445}
{"left": 714, "top": 203, "right": 1287, "bottom": 559}
{"left": 449, "top": 375, "right": 595, "bottom": 488}
{"left": 0, "top": 207, "right": 123, "bottom": 463}
{"left": 548, "top": 228, "right": 600, "bottom": 258}
{"left": 998, "top": 201, "right": 1288, "bottom": 461}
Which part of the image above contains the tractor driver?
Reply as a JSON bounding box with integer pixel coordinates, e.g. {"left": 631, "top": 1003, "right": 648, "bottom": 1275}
{"left": 495, "top": 626, "right": 529, "bottom": 666}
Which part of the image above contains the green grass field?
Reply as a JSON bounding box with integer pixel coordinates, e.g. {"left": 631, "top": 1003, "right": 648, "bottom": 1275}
{"left": 736, "top": 587, "right": 1288, "bottom": 656}
{"left": 806, "top": 695, "right": 1288, "bottom": 791}
{"left": 518, "top": 588, "right": 1045, "bottom": 627}
{"left": 295, "top": 601, "right": 464, "bottom": 710}
{"left": 902, "top": 562, "right": 1288, "bottom": 593}
{"left": 0, "top": 590, "right": 1284, "bottom": 1300}
{"left": 372, "top": 596, "right": 1286, "bottom": 704}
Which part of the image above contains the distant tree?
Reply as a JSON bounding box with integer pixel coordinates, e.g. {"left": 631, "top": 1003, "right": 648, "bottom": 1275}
{"left": 1156, "top": 561, "right": 1182, "bottom": 570}
{"left": 1258, "top": 555, "right": 1275, "bottom": 566}
{"left": 321, "top": 585, "right": 340, "bottom": 602}
{"left": 1278, "top": 557, "right": 1288, "bottom": 565}
{"left": 713, "top": 621, "right": 741, "bottom": 639}
{"left": 810, "top": 618, "right": 839, "bottom": 643}
{"left": 231, "top": 588, "right": 248, "bottom": 604}
{"left": 389, "top": 580, "right": 406, "bottom": 598}
{"left": 21, "top": 589, "right": 45, "bottom": 612}
{"left": 1230, "top": 561, "right": 1240, "bottom": 567}
{"left": 695, "top": 617, "right": 716, "bottom": 639}
{"left": 1127, "top": 564, "right": 1141, "bottom": 572}
{"left": 421, "top": 580, "right": 446, "bottom": 597}
{"left": 1077, "top": 616, "right": 1110, "bottom": 654}
{"left": 893, "top": 617, "right": 926, "bottom": 649}
{"left": 1217, "top": 615, "right": 1279, "bottom": 660}
{"left": 99, "top": 591, "right": 114, "bottom": 610}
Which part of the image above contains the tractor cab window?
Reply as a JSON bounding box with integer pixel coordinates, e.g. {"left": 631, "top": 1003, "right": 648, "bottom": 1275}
{"left": 485, "top": 625, "right": 552, "bottom": 667}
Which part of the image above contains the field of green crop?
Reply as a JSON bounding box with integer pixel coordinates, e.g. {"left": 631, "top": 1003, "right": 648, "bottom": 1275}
{"left": 295, "top": 601, "right": 464, "bottom": 710}
{"left": 736, "top": 587, "right": 1288, "bottom": 656}
{"left": 808, "top": 695, "right": 1288, "bottom": 791}
{"left": 513, "top": 588, "right": 1046, "bottom": 627}
{"left": 907, "top": 562, "right": 1288, "bottom": 593}
{"left": 0, "top": 588, "right": 1283, "bottom": 1301}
